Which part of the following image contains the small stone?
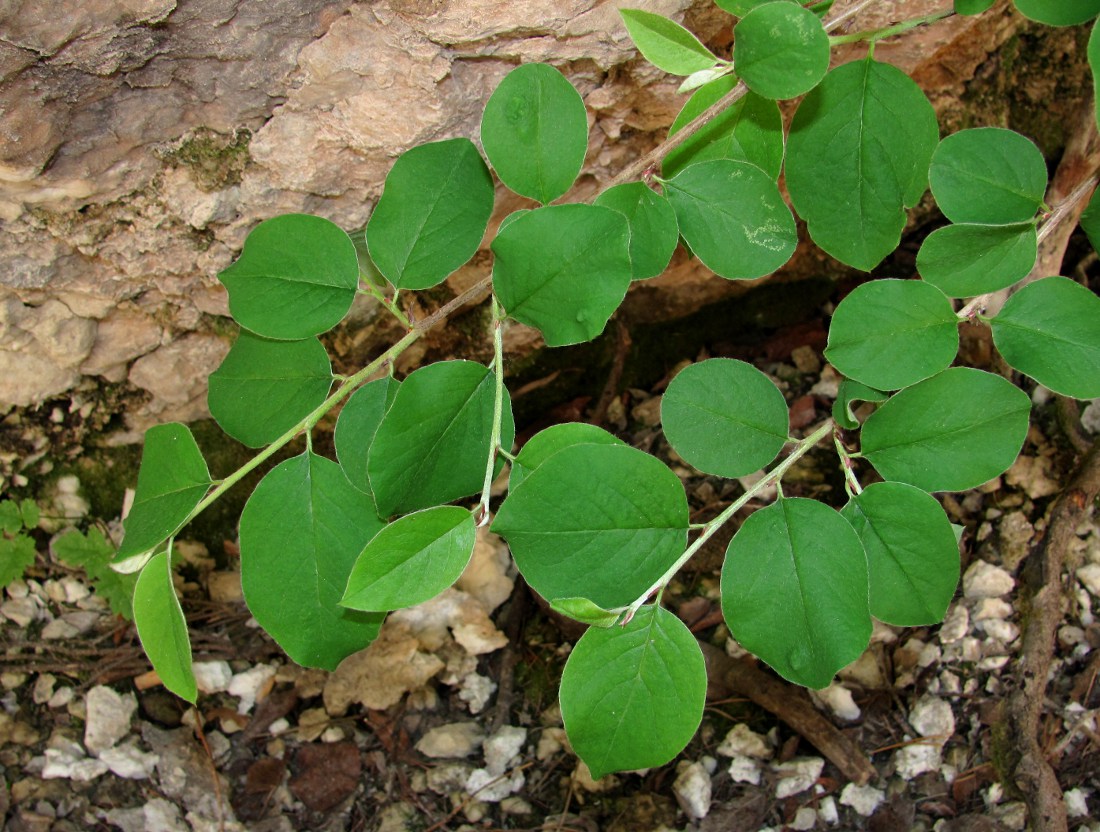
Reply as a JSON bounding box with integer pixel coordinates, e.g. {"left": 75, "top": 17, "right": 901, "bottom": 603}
{"left": 727, "top": 754, "right": 762, "bottom": 785}
{"left": 631, "top": 396, "right": 662, "bottom": 427}
{"left": 192, "top": 661, "right": 233, "bottom": 694}
{"left": 60, "top": 578, "right": 90, "bottom": 604}
{"left": 536, "top": 727, "right": 566, "bottom": 760}
{"left": 972, "top": 598, "right": 1013, "bottom": 621}
{"left": 1079, "top": 564, "right": 1100, "bottom": 598}
{"left": 978, "top": 655, "right": 1011, "bottom": 671}
{"left": 32, "top": 674, "right": 56, "bottom": 705}
{"left": 321, "top": 726, "right": 345, "bottom": 743}
{"left": 819, "top": 796, "right": 839, "bottom": 825}
{"left": 465, "top": 767, "right": 525, "bottom": 803}
{"left": 83, "top": 686, "right": 137, "bottom": 754}
{"left": 774, "top": 757, "right": 824, "bottom": 798}
{"left": 572, "top": 761, "right": 618, "bottom": 793}
{"left": 840, "top": 651, "right": 886, "bottom": 688}
{"left": 416, "top": 722, "right": 485, "bottom": 759}
{"left": 457, "top": 672, "right": 495, "bottom": 714}
{"left": 2, "top": 671, "right": 27, "bottom": 689}
{"left": 427, "top": 762, "right": 472, "bottom": 795}
{"left": 814, "top": 682, "right": 860, "bottom": 721}
{"left": 977, "top": 618, "right": 1018, "bottom": 643}
{"left": 939, "top": 605, "right": 970, "bottom": 644}
{"left": 1, "top": 597, "right": 39, "bottom": 627}
{"left": 41, "top": 747, "right": 108, "bottom": 781}
{"left": 41, "top": 618, "right": 79, "bottom": 640}
{"left": 206, "top": 571, "right": 243, "bottom": 603}
{"left": 840, "top": 783, "right": 885, "bottom": 816}
{"left": 716, "top": 723, "right": 771, "bottom": 759}
{"left": 1064, "top": 788, "right": 1091, "bottom": 818}
{"left": 500, "top": 797, "right": 532, "bottom": 815}
{"left": 47, "top": 686, "right": 74, "bottom": 709}
{"left": 672, "top": 760, "right": 712, "bottom": 821}
{"left": 98, "top": 741, "right": 158, "bottom": 779}
{"left": 790, "top": 806, "right": 818, "bottom": 830}
{"left": 910, "top": 695, "right": 956, "bottom": 739}
{"left": 963, "top": 561, "right": 1014, "bottom": 599}
{"left": 483, "top": 726, "right": 525, "bottom": 775}
{"left": 228, "top": 664, "right": 276, "bottom": 714}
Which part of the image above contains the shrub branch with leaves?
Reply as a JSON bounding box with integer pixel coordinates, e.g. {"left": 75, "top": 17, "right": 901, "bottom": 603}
{"left": 111, "top": 0, "right": 1100, "bottom": 781}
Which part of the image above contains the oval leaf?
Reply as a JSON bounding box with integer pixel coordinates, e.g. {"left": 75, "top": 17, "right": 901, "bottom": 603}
{"left": 559, "top": 605, "right": 706, "bottom": 779}
{"left": 717, "top": 0, "right": 799, "bottom": 15}
{"left": 334, "top": 376, "right": 401, "bottom": 499}
{"left": 917, "top": 222, "right": 1038, "bottom": 298}
{"left": 1091, "top": 21, "right": 1100, "bottom": 134}
{"left": 861, "top": 367, "right": 1031, "bottom": 492}
{"left": 722, "top": 498, "right": 871, "bottom": 689}
{"left": 116, "top": 424, "right": 211, "bottom": 562}
{"left": 239, "top": 452, "right": 385, "bottom": 670}
{"left": 218, "top": 214, "right": 359, "bottom": 340}
{"left": 509, "top": 423, "right": 626, "bottom": 491}
{"left": 991, "top": 276, "right": 1100, "bottom": 399}
{"left": 366, "top": 139, "right": 495, "bottom": 291}
{"left": 929, "top": 128, "right": 1047, "bottom": 225}
{"left": 663, "top": 159, "right": 796, "bottom": 280}
{"left": 492, "top": 443, "right": 689, "bottom": 610}
{"left": 661, "top": 358, "right": 789, "bottom": 477}
{"left": 620, "top": 8, "right": 718, "bottom": 75}
{"left": 825, "top": 279, "right": 959, "bottom": 390}
{"left": 1012, "top": 0, "right": 1100, "bottom": 26}
{"left": 481, "top": 63, "right": 587, "bottom": 204}
{"left": 956, "top": 0, "right": 997, "bottom": 12}
{"left": 492, "top": 204, "right": 633, "bottom": 346}
{"left": 664, "top": 77, "right": 784, "bottom": 180}
{"left": 594, "top": 182, "right": 679, "bottom": 280}
{"left": 550, "top": 597, "right": 624, "bottom": 628}
{"left": 734, "top": 2, "right": 830, "bottom": 100}
{"left": 208, "top": 330, "right": 333, "bottom": 449}
{"left": 787, "top": 59, "right": 938, "bottom": 270}
{"left": 842, "top": 482, "right": 960, "bottom": 626}
{"left": 368, "top": 360, "right": 515, "bottom": 517}
{"left": 341, "top": 506, "right": 476, "bottom": 611}
{"left": 134, "top": 550, "right": 197, "bottom": 703}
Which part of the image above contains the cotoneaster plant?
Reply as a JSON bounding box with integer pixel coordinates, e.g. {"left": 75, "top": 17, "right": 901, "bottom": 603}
{"left": 112, "top": 0, "right": 1100, "bottom": 778}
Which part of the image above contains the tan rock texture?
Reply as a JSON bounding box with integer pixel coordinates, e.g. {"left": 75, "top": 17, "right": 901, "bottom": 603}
{"left": 0, "top": 0, "right": 1049, "bottom": 424}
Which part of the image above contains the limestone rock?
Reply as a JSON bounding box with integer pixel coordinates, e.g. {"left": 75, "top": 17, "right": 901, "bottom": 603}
{"left": 84, "top": 685, "right": 137, "bottom": 754}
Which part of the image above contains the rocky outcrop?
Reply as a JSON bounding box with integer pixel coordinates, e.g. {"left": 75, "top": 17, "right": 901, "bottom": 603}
{"left": 0, "top": 0, "right": 1039, "bottom": 426}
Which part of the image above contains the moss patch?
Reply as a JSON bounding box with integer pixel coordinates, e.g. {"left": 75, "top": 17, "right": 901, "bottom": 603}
{"left": 159, "top": 127, "right": 252, "bottom": 192}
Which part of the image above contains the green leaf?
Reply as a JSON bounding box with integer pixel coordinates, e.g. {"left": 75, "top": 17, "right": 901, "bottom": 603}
{"left": 366, "top": 139, "right": 495, "bottom": 291}
{"left": 990, "top": 276, "right": 1100, "bottom": 399}
{"left": 1079, "top": 181, "right": 1100, "bottom": 254}
{"left": 116, "top": 424, "right": 211, "bottom": 562}
{"left": 1012, "top": 0, "right": 1100, "bottom": 26}
{"left": 1091, "top": 22, "right": 1100, "bottom": 133}
{"left": 661, "top": 358, "right": 789, "bottom": 477}
{"left": 787, "top": 59, "right": 938, "bottom": 270}
{"left": 956, "top": 0, "right": 996, "bottom": 12}
{"left": 721, "top": 497, "right": 870, "bottom": 689}
{"left": 559, "top": 605, "right": 706, "bottom": 778}
{"left": 481, "top": 63, "right": 588, "bottom": 204}
{"left": 678, "top": 65, "right": 733, "bottom": 94}
{"left": 825, "top": 279, "right": 959, "bottom": 390}
{"left": 492, "top": 204, "right": 633, "bottom": 346}
{"left": 550, "top": 597, "right": 624, "bottom": 628}
{"left": 663, "top": 159, "right": 796, "bottom": 279}
{"left": 18, "top": 499, "right": 38, "bottom": 529}
{"left": 218, "top": 214, "right": 359, "bottom": 340}
{"left": 133, "top": 550, "right": 197, "bottom": 703}
{"left": 917, "top": 222, "right": 1038, "bottom": 298}
{"left": 342, "top": 506, "right": 475, "bottom": 612}
{"left": 239, "top": 452, "right": 386, "bottom": 670}
{"left": 593, "top": 182, "right": 679, "bottom": 280}
{"left": 664, "top": 77, "right": 784, "bottom": 180}
{"left": 208, "top": 330, "right": 333, "bottom": 449}
{"left": 929, "top": 128, "right": 1047, "bottom": 225}
{"left": 509, "top": 423, "right": 626, "bottom": 491}
{"left": 861, "top": 367, "right": 1031, "bottom": 492}
{"left": 492, "top": 444, "right": 689, "bottom": 610}
{"left": 0, "top": 501, "right": 20, "bottom": 534}
{"left": 0, "top": 535, "right": 35, "bottom": 588}
{"left": 334, "top": 376, "right": 401, "bottom": 499}
{"left": 55, "top": 528, "right": 136, "bottom": 619}
{"left": 716, "top": 0, "right": 798, "bottom": 15}
{"left": 841, "top": 482, "right": 960, "bottom": 626}
{"left": 831, "top": 379, "right": 887, "bottom": 430}
{"left": 368, "top": 361, "right": 515, "bottom": 517}
{"left": 620, "top": 9, "right": 719, "bottom": 75}
{"left": 734, "top": 2, "right": 829, "bottom": 100}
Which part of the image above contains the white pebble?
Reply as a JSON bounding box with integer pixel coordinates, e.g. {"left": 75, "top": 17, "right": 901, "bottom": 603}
{"left": 1078, "top": 563, "right": 1100, "bottom": 598}
{"left": 672, "top": 760, "right": 712, "bottom": 821}
{"left": 774, "top": 757, "right": 824, "bottom": 798}
{"left": 978, "top": 655, "right": 1011, "bottom": 671}
{"left": 227, "top": 664, "right": 275, "bottom": 714}
{"left": 819, "top": 795, "right": 839, "bottom": 824}
{"left": 98, "top": 741, "right": 158, "bottom": 779}
{"left": 963, "top": 561, "right": 1014, "bottom": 599}
{"left": 973, "top": 598, "right": 1013, "bottom": 621}
{"left": 84, "top": 686, "right": 137, "bottom": 754}
{"left": 839, "top": 782, "right": 885, "bottom": 817}
{"left": 727, "top": 754, "right": 761, "bottom": 785}
{"left": 483, "top": 726, "right": 526, "bottom": 776}
{"left": 716, "top": 723, "right": 772, "bottom": 759}
{"left": 1065, "top": 787, "right": 1091, "bottom": 818}
{"left": 978, "top": 618, "right": 1019, "bottom": 643}
{"left": 192, "top": 661, "right": 233, "bottom": 695}
{"left": 814, "top": 683, "right": 861, "bottom": 721}
{"left": 790, "top": 806, "right": 818, "bottom": 830}
{"left": 416, "top": 722, "right": 485, "bottom": 759}
{"left": 939, "top": 605, "right": 970, "bottom": 644}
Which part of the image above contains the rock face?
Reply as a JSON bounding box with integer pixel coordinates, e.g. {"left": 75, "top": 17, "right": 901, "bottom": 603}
{"left": 0, "top": 0, "right": 1035, "bottom": 424}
